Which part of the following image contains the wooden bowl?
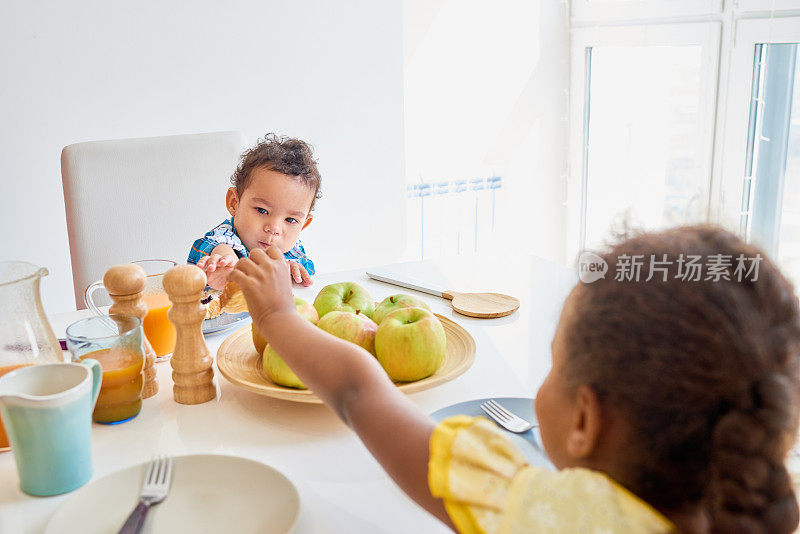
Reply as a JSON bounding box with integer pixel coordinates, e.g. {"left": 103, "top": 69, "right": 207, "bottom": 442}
{"left": 216, "top": 314, "right": 476, "bottom": 403}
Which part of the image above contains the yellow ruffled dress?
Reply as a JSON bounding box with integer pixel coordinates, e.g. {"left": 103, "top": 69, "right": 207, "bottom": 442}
{"left": 428, "top": 415, "right": 676, "bottom": 533}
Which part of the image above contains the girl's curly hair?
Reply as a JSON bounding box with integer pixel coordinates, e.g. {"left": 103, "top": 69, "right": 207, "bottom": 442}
{"left": 565, "top": 225, "right": 800, "bottom": 533}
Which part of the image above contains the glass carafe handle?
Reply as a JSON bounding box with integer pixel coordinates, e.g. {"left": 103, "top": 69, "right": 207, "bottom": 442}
{"left": 84, "top": 281, "right": 105, "bottom": 316}
{"left": 83, "top": 281, "right": 122, "bottom": 333}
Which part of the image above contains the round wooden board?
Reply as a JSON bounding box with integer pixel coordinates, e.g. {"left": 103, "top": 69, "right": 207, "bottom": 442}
{"left": 216, "top": 314, "right": 476, "bottom": 403}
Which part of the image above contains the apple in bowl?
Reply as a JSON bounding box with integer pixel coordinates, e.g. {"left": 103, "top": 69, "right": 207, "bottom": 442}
{"left": 263, "top": 344, "right": 307, "bottom": 389}
{"left": 375, "top": 307, "right": 446, "bottom": 382}
{"left": 252, "top": 296, "right": 319, "bottom": 354}
{"left": 313, "top": 282, "right": 374, "bottom": 319}
{"left": 263, "top": 309, "right": 377, "bottom": 389}
{"left": 317, "top": 310, "right": 378, "bottom": 355}
{"left": 372, "top": 294, "right": 431, "bottom": 325}
{"left": 295, "top": 297, "right": 320, "bottom": 324}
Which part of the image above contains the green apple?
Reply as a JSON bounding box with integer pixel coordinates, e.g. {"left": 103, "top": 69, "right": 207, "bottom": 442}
{"left": 252, "top": 296, "right": 318, "bottom": 353}
{"left": 316, "top": 310, "right": 378, "bottom": 355}
{"left": 375, "top": 307, "right": 446, "bottom": 382}
{"left": 295, "top": 296, "right": 319, "bottom": 324}
{"left": 263, "top": 344, "right": 306, "bottom": 389}
{"left": 252, "top": 323, "right": 267, "bottom": 355}
{"left": 313, "top": 282, "right": 375, "bottom": 319}
{"left": 372, "top": 294, "right": 431, "bottom": 325}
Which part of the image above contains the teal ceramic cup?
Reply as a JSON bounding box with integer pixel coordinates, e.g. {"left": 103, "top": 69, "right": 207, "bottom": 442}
{"left": 0, "top": 360, "right": 102, "bottom": 496}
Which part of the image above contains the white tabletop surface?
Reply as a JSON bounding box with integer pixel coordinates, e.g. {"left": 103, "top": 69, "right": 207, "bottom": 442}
{"left": 0, "top": 254, "right": 577, "bottom": 534}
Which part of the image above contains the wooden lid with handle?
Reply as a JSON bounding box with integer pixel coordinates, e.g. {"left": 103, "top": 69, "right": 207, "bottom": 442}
{"left": 366, "top": 272, "right": 519, "bottom": 318}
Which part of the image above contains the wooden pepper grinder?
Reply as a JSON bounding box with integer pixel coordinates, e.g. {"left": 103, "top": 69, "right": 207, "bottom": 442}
{"left": 163, "top": 265, "right": 216, "bottom": 405}
{"left": 103, "top": 263, "right": 158, "bottom": 399}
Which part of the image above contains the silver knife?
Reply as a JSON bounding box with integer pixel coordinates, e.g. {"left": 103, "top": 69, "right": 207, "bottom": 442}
{"left": 366, "top": 271, "right": 446, "bottom": 297}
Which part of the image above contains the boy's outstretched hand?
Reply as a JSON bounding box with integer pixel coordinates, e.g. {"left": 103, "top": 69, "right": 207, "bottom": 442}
{"left": 289, "top": 261, "right": 313, "bottom": 287}
{"left": 197, "top": 253, "right": 237, "bottom": 290}
{"left": 229, "top": 247, "right": 296, "bottom": 330}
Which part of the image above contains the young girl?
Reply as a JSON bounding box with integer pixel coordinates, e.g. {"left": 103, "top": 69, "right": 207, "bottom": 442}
{"left": 229, "top": 225, "right": 800, "bottom": 533}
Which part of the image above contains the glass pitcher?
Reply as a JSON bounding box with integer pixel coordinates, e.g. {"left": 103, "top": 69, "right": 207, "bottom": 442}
{"left": 85, "top": 259, "right": 178, "bottom": 361}
{"left": 0, "top": 261, "right": 67, "bottom": 451}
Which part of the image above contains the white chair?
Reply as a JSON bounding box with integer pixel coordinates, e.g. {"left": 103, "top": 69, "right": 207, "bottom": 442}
{"left": 61, "top": 131, "right": 247, "bottom": 309}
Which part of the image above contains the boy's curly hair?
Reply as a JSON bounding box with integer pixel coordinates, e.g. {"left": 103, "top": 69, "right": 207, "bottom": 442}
{"left": 566, "top": 225, "right": 800, "bottom": 533}
{"left": 231, "top": 133, "right": 322, "bottom": 212}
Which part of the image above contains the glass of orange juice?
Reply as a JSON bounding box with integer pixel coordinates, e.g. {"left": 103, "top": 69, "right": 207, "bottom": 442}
{"left": 85, "top": 259, "right": 178, "bottom": 363}
{"left": 66, "top": 314, "right": 144, "bottom": 424}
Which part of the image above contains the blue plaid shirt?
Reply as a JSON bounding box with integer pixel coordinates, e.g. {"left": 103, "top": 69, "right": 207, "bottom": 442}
{"left": 187, "top": 217, "right": 315, "bottom": 275}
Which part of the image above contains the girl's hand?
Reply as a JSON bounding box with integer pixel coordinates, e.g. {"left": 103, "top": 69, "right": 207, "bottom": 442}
{"left": 229, "top": 247, "right": 296, "bottom": 329}
{"left": 196, "top": 253, "right": 237, "bottom": 290}
{"left": 289, "top": 261, "right": 313, "bottom": 287}
{"left": 232, "top": 248, "right": 449, "bottom": 529}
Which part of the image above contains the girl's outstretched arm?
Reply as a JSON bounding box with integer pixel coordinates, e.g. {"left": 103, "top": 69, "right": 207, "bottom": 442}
{"left": 229, "top": 248, "right": 453, "bottom": 529}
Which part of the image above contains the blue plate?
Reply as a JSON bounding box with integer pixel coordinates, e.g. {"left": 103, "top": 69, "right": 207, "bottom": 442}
{"left": 430, "top": 397, "right": 552, "bottom": 467}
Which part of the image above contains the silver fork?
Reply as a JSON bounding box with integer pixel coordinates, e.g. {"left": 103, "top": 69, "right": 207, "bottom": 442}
{"left": 118, "top": 455, "right": 173, "bottom": 534}
{"left": 480, "top": 400, "right": 537, "bottom": 433}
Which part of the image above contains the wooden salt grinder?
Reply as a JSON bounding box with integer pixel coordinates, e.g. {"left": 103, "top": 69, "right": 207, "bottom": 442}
{"left": 103, "top": 263, "right": 158, "bottom": 399}
{"left": 163, "top": 265, "right": 216, "bottom": 405}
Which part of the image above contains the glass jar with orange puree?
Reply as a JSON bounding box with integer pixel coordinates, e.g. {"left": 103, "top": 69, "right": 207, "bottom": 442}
{"left": 66, "top": 314, "right": 144, "bottom": 424}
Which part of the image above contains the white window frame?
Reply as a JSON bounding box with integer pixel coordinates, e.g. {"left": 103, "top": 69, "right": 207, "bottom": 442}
{"left": 716, "top": 17, "right": 800, "bottom": 239}
{"left": 736, "top": 0, "right": 800, "bottom": 12}
{"left": 567, "top": 22, "right": 722, "bottom": 262}
{"left": 571, "top": 0, "right": 722, "bottom": 24}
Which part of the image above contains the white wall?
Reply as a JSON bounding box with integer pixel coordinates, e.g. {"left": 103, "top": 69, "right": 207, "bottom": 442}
{"left": 0, "top": 0, "right": 404, "bottom": 314}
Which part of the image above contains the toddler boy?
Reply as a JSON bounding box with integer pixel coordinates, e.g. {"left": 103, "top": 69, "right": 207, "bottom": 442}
{"left": 188, "top": 133, "right": 320, "bottom": 289}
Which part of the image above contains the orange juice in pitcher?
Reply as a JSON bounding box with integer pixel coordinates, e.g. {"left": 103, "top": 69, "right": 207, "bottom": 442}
{"left": 85, "top": 260, "right": 178, "bottom": 361}
{"left": 0, "top": 260, "right": 68, "bottom": 452}
{"left": 142, "top": 292, "right": 176, "bottom": 358}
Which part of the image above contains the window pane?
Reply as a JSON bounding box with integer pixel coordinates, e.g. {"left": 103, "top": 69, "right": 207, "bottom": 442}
{"left": 781, "top": 54, "right": 800, "bottom": 282}
{"left": 403, "top": 1, "right": 566, "bottom": 261}
{"left": 584, "top": 45, "right": 706, "bottom": 249}
{"left": 745, "top": 43, "right": 800, "bottom": 284}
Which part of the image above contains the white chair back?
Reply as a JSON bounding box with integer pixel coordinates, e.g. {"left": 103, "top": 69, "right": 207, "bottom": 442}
{"left": 61, "top": 131, "right": 247, "bottom": 308}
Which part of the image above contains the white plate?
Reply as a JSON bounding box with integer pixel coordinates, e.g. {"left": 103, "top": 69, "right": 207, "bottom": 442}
{"left": 202, "top": 311, "right": 250, "bottom": 335}
{"left": 430, "top": 397, "right": 552, "bottom": 468}
{"left": 45, "top": 454, "right": 300, "bottom": 534}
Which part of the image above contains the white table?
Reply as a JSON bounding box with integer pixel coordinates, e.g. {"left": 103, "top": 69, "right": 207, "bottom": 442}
{"left": 0, "top": 254, "right": 576, "bottom": 533}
